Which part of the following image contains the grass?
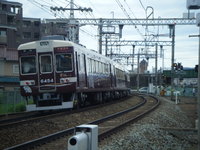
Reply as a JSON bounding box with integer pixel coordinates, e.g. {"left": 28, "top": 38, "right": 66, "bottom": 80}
{"left": 0, "top": 102, "right": 26, "bottom": 114}
{"left": 0, "top": 96, "right": 35, "bottom": 114}
{"left": 0, "top": 90, "right": 36, "bottom": 114}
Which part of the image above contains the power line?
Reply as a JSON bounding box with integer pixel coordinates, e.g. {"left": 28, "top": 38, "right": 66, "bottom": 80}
{"left": 114, "top": 0, "right": 144, "bottom": 39}
{"left": 79, "top": 28, "right": 97, "bottom": 38}
{"left": 123, "top": 0, "right": 137, "bottom": 19}
{"left": 27, "top": 0, "right": 53, "bottom": 16}
{"left": 123, "top": 0, "right": 151, "bottom": 39}
{"left": 138, "top": 0, "right": 146, "bottom": 11}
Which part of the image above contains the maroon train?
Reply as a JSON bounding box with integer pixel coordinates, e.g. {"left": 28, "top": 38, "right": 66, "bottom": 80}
{"left": 18, "top": 39, "right": 130, "bottom": 111}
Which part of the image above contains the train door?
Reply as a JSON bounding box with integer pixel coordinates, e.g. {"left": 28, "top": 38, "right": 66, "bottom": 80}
{"left": 110, "top": 64, "right": 113, "bottom": 87}
{"left": 75, "top": 52, "right": 79, "bottom": 87}
{"left": 83, "top": 54, "right": 88, "bottom": 87}
{"left": 113, "top": 66, "right": 117, "bottom": 87}
{"left": 38, "top": 53, "right": 56, "bottom": 92}
{"left": 77, "top": 53, "right": 87, "bottom": 88}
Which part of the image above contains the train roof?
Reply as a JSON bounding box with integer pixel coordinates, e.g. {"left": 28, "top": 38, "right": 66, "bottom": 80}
{"left": 18, "top": 40, "right": 75, "bottom": 50}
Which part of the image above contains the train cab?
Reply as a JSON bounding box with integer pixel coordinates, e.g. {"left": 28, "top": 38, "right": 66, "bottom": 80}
{"left": 18, "top": 40, "right": 77, "bottom": 111}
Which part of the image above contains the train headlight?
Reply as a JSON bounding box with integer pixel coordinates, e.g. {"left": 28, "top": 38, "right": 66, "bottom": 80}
{"left": 40, "top": 79, "right": 44, "bottom": 84}
{"left": 60, "top": 78, "right": 69, "bottom": 84}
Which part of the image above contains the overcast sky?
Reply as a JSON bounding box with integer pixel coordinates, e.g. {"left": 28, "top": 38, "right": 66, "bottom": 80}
{"left": 11, "top": 0, "right": 199, "bottom": 70}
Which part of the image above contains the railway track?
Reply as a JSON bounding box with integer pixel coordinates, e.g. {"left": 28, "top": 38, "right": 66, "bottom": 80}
{"left": 3, "top": 95, "right": 159, "bottom": 150}
{"left": 0, "top": 110, "right": 67, "bottom": 128}
{"left": 0, "top": 96, "right": 132, "bottom": 129}
{"left": 98, "top": 95, "right": 159, "bottom": 141}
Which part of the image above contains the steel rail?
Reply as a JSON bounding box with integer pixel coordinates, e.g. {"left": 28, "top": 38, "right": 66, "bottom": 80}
{"left": 5, "top": 95, "right": 157, "bottom": 150}
{"left": 0, "top": 111, "right": 64, "bottom": 127}
{"left": 98, "top": 95, "right": 160, "bottom": 141}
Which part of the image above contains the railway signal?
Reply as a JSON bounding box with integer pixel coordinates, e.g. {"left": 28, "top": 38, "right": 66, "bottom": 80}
{"left": 173, "top": 62, "right": 183, "bottom": 70}
{"left": 195, "top": 65, "right": 198, "bottom": 72}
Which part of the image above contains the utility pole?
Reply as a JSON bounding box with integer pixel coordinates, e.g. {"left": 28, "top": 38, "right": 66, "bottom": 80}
{"left": 169, "top": 24, "right": 175, "bottom": 100}
{"left": 70, "top": 0, "right": 74, "bottom": 18}
{"left": 132, "top": 45, "right": 135, "bottom": 71}
{"left": 69, "top": 0, "right": 75, "bottom": 42}
{"left": 189, "top": 30, "right": 200, "bottom": 150}
{"left": 50, "top": 0, "right": 92, "bottom": 43}
{"left": 187, "top": 1, "right": 200, "bottom": 148}
{"left": 160, "top": 45, "right": 164, "bottom": 72}
{"left": 50, "top": 0, "right": 92, "bottom": 17}
{"left": 137, "top": 49, "right": 140, "bottom": 92}
{"left": 105, "top": 36, "right": 108, "bottom": 56}
{"left": 155, "top": 43, "right": 158, "bottom": 95}
{"left": 98, "top": 18, "right": 103, "bottom": 54}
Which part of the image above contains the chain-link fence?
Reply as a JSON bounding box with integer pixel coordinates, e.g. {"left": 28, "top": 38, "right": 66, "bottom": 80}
{"left": 164, "top": 86, "right": 197, "bottom": 97}
{"left": 0, "top": 90, "right": 26, "bottom": 114}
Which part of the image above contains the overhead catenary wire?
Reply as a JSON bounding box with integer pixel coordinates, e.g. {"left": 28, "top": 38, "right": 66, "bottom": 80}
{"left": 138, "top": 0, "right": 146, "bottom": 12}
{"left": 27, "top": 0, "right": 54, "bottom": 16}
{"left": 114, "top": 0, "right": 144, "bottom": 40}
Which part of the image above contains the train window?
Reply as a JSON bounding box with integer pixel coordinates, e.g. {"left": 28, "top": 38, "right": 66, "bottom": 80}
{"left": 98, "top": 62, "right": 101, "bottom": 73}
{"left": 116, "top": 68, "right": 125, "bottom": 80}
{"left": 92, "top": 60, "right": 96, "bottom": 73}
{"left": 56, "top": 54, "right": 73, "bottom": 72}
{"left": 96, "top": 61, "right": 99, "bottom": 73}
{"left": 78, "top": 54, "right": 81, "bottom": 71}
{"left": 40, "top": 55, "right": 52, "bottom": 73}
{"left": 81, "top": 54, "right": 85, "bottom": 72}
{"left": 21, "top": 56, "right": 36, "bottom": 74}
{"left": 105, "top": 64, "right": 108, "bottom": 74}
{"left": 88, "top": 58, "right": 92, "bottom": 73}
{"left": 102, "top": 63, "right": 104, "bottom": 74}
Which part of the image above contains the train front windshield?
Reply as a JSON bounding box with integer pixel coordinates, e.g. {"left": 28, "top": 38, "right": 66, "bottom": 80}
{"left": 21, "top": 56, "right": 36, "bottom": 74}
{"left": 56, "top": 54, "right": 73, "bottom": 72}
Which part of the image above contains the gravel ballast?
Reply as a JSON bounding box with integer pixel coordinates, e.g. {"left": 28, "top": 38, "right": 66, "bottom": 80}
{"left": 99, "top": 97, "right": 197, "bottom": 150}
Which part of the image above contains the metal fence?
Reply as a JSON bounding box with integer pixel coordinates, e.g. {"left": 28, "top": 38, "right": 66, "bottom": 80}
{"left": 164, "top": 86, "right": 197, "bottom": 97}
{"left": 0, "top": 90, "right": 26, "bottom": 114}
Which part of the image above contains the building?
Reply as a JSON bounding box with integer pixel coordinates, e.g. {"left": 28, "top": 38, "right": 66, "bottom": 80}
{"left": 139, "top": 59, "right": 148, "bottom": 74}
{"left": 21, "top": 17, "right": 41, "bottom": 44}
{"left": 0, "top": 0, "right": 22, "bottom": 90}
{"left": 0, "top": 0, "right": 80, "bottom": 90}
{"left": 0, "top": 0, "right": 23, "bottom": 48}
{"left": 41, "top": 19, "right": 79, "bottom": 43}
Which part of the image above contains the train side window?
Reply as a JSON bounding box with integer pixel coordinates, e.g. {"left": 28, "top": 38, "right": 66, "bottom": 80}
{"left": 102, "top": 63, "right": 105, "bottom": 74}
{"left": 78, "top": 54, "right": 81, "bottom": 71}
{"left": 87, "top": 58, "right": 90, "bottom": 73}
{"left": 105, "top": 64, "right": 108, "bottom": 74}
{"left": 99, "top": 62, "right": 101, "bottom": 73}
{"left": 89, "top": 58, "right": 92, "bottom": 73}
{"left": 91, "top": 59, "right": 93, "bottom": 73}
{"left": 96, "top": 61, "right": 99, "bottom": 73}
{"left": 21, "top": 56, "right": 36, "bottom": 74}
{"left": 40, "top": 55, "right": 52, "bottom": 73}
{"left": 93, "top": 60, "right": 96, "bottom": 73}
{"left": 81, "top": 54, "right": 85, "bottom": 72}
{"left": 90, "top": 59, "right": 92, "bottom": 73}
